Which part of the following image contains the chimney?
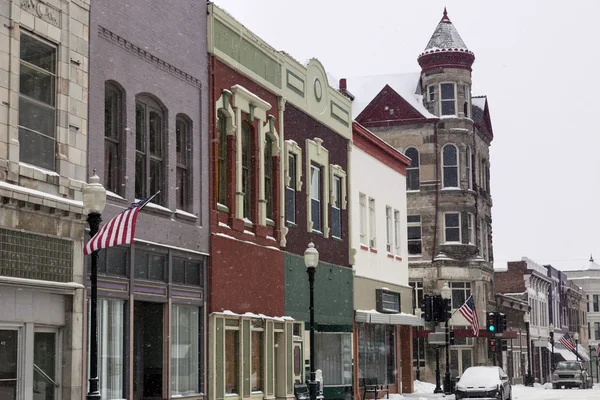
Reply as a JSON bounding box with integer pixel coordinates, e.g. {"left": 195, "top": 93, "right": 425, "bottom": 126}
{"left": 338, "top": 78, "right": 354, "bottom": 101}
{"left": 339, "top": 78, "right": 347, "bottom": 90}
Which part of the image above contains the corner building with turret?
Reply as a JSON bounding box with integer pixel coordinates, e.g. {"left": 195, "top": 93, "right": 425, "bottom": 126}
{"left": 346, "top": 9, "right": 495, "bottom": 382}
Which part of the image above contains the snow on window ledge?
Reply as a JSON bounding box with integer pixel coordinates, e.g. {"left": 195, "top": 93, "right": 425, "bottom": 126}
{"left": 175, "top": 209, "right": 197, "bottom": 220}
{"left": 19, "top": 161, "right": 60, "bottom": 177}
{"left": 106, "top": 190, "right": 126, "bottom": 201}
{"left": 135, "top": 199, "right": 172, "bottom": 214}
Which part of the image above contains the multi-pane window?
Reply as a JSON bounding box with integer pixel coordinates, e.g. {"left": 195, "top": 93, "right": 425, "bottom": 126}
{"left": 480, "top": 218, "right": 486, "bottom": 258}
{"left": 134, "top": 250, "right": 166, "bottom": 281}
{"left": 265, "top": 136, "right": 274, "bottom": 220}
{"left": 368, "top": 198, "right": 376, "bottom": 248}
{"left": 440, "top": 83, "right": 456, "bottom": 116}
{"left": 251, "top": 331, "right": 263, "bottom": 392}
{"left": 310, "top": 164, "right": 322, "bottom": 232}
{"left": 594, "top": 295, "right": 599, "bottom": 312}
{"left": 405, "top": 147, "right": 420, "bottom": 191}
{"left": 96, "top": 246, "right": 127, "bottom": 276}
{"left": 594, "top": 322, "right": 600, "bottom": 341}
{"left": 450, "top": 282, "right": 471, "bottom": 309}
{"left": 216, "top": 112, "right": 228, "bottom": 206}
{"left": 359, "top": 193, "right": 367, "bottom": 245}
{"left": 104, "top": 83, "right": 122, "bottom": 194}
{"left": 19, "top": 32, "right": 57, "bottom": 170}
{"left": 358, "top": 324, "right": 396, "bottom": 385}
{"left": 466, "top": 146, "right": 472, "bottom": 190}
{"left": 286, "top": 153, "right": 296, "bottom": 224}
{"left": 385, "top": 206, "right": 392, "bottom": 252}
{"left": 225, "top": 330, "right": 239, "bottom": 394}
{"left": 172, "top": 306, "right": 199, "bottom": 396}
{"left": 332, "top": 175, "right": 342, "bottom": 238}
{"left": 463, "top": 85, "right": 470, "bottom": 118}
{"left": 172, "top": 257, "right": 202, "bottom": 286}
{"left": 136, "top": 98, "right": 164, "bottom": 205}
{"left": 428, "top": 85, "right": 435, "bottom": 102}
{"left": 242, "top": 123, "right": 252, "bottom": 220}
{"left": 393, "top": 210, "right": 400, "bottom": 255}
{"left": 442, "top": 144, "right": 459, "bottom": 188}
{"left": 467, "top": 213, "right": 474, "bottom": 244}
{"left": 409, "top": 281, "right": 424, "bottom": 311}
{"left": 176, "top": 116, "right": 191, "bottom": 211}
{"left": 444, "top": 212, "right": 461, "bottom": 243}
{"left": 407, "top": 215, "right": 422, "bottom": 255}
{"left": 381, "top": 291, "right": 400, "bottom": 312}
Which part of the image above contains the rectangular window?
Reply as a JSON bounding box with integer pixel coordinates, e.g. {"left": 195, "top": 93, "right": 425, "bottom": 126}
{"left": 358, "top": 324, "right": 396, "bottom": 384}
{"left": 136, "top": 100, "right": 165, "bottom": 205}
{"left": 368, "top": 198, "right": 376, "bottom": 248}
{"left": 311, "top": 164, "right": 322, "bottom": 232}
{"left": 440, "top": 83, "right": 456, "bottom": 116}
{"left": 96, "top": 245, "right": 127, "bottom": 276}
{"left": 412, "top": 335, "right": 426, "bottom": 368}
{"left": 242, "top": 123, "right": 252, "bottom": 220}
{"left": 286, "top": 153, "right": 297, "bottom": 224}
{"left": 409, "top": 281, "right": 424, "bottom": 311}
{"left": 594, "top": 295, "right": 599, "bottom": 312}
{"left": 265, "top": 137, "right": 274, "bottom": 220}
{"left": 134, "top": 250, "right": 166, "bottom": 281}
{"left": 176, "top": 117, "right": 191, "bottom": 211}
{"left": 172, "top": 257, "right": 202, "bottom": 286}
{"left": 217, "top": 113, "right": 228, "bottom": 206}
{"left": 172, "top": 306, "right": 199, "bottom": 396}
{"left": 466, "top": 147, "right": 472, "bottom": 190}
{"left": 393, "top": 210, "right": 400, "bottom": 255}
{"left": 595, "top": 322, "right": 600, "bottom": 341}
{"left": 444, "top": 212, "right": 461, "bottom": 243}
{"left": 428, "top": 85, "right": 435, "bottom": 102}
{"left": 463, "top": 85, "right": 470, "bottom": 118}
{"left": 385, "top": 206, "right": 392, "bottom": 253}
{"left": 467, "top": 213, "right": 474, "bottom": 244}
{"left": 19, "top": 32, "right": 57, "bottom": 170}
{"left": 105, "top": 84, "right": 122, "bottom": 194}
{"left": 225, "top": 330, "right": 239, "bottom": 394}
{"left": 450, "top": 282, "right": 472, "bottom": 309}
{"left": 359, "top": 193, "right": 367, "bottom": 245}
{"left": 381, "top": 291, "right": 400, "bottom": 312}
{"left": 587, "top": 295, "right": 590, "bottom": 313}
{"left": 480, "top": 218, "right": 486, "bottom": 258}
{"left": 332, "top": 176, "right": 342, "bottom": 238}
{"left": 315, "top": 333, "right": 353, "bottom": 385}
{"left": 251, "top": 331, "right": 263, "bottom": 392}
{"left": 407, "top": 215, "right": 422, "bottom": 256}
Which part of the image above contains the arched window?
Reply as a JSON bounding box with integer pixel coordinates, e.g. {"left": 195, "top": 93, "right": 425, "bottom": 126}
{"left": 216, "top": 112, "right": 228, "bottom": 206}
{"left": 135, "top": 95, "right": 165, "bottom": 205}
{"left": 104, "top": 82, "right": 124, "bottom": 194}
{"left": 264, "top": 135, "right": 274, "bottom": 220}
{"left": 241, "top": 122, "right": 252, "bottom": 220}
{"left": 405, "top": 147, "right": 420, "bottom": 191}
{"left": 442, "top": 144, "right": 458, "bottom": 188}
{"left": 176, "top": 114, "right": 192, "bottom": 211}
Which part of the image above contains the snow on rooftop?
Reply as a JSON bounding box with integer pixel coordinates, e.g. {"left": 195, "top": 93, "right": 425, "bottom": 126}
{"left": 422, "top": 10, "right": 469, "bottom": 54}
{"left": 347, "top": 72, "right": 437, "bottom": 119}
{"left": 472, "top": 96, "right": 486, "bottom": 109}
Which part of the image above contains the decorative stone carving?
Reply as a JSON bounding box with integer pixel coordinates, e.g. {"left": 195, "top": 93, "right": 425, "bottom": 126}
{"left": 20, "top": 0, "right": 61, "bottom": 27}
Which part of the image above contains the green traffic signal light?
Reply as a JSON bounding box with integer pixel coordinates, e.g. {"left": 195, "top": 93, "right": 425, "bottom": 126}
{"left": 489, "top": 325, "right": 495, "bottom": 332}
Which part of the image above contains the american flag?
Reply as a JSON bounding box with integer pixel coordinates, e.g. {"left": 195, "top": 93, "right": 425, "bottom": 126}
{"left": 559, "top": 332, "right": 576, "bottom": 351}
{"left": 458, "top": 294, "right": 479, "bottom": 336}
{"left": 84, "top": 194, "right": 156, "bottom": 255}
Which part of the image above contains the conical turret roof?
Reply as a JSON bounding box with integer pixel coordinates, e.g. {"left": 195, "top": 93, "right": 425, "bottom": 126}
{"left": 422, "top": 8, "right": 469, "bottom": 53}
{"left": 582, "top": 254, "right": 600, "bottom": 270}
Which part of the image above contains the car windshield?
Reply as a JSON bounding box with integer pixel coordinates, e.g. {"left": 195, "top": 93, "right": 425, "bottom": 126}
{"left": 459, "top": 367, "right": 500, "bottom": 386}
{"left": 556, "top": 362, "right": 581, "bottom": 370}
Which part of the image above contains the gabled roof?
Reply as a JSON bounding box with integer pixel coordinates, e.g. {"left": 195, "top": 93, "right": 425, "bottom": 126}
{"left": 347, "top": 72, "right": 437, "bottom": 120}
{"left": 472, "top": 95, "right": 494, "bottom": 141}
{"left": 422, "top": 8, "right": 469, "bottom": 54}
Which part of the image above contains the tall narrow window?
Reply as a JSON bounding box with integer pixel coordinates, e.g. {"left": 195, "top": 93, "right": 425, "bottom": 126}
{"left": 359, "top": 193, "right": 367, "bottom": 245}
{"left": 442, "top": 144, "right": 458, "bottom": 188}
{"left": 428, "top": 85, "right": 435, "bottom": 102}
{"left": 311, "top": 164, "right": 322, "bottom": 232}
{"left": 440, "top": 83, "right": 456, "bottom": 116}
{"left": 386, "top": 206, "right": 392, "bottom": 253}
{"left": 405, "top": 147, "right": 420, "bottom": 191}
{"left": 394, "top": 210, "right": 401, "bottom": 255}
{"left": 242, "top": 123, "right": 252, "bottom": 220}
{"left": 463, "top": 85, "right": 470, "bottom": 118}
{"left": 136, "top": 98, "right": 165, "bottom": 205}
{"left": 251, "top": 331, "right": 263, "bottom": 392}
{"left": 172, "top": 305, "right": 199, "bottom": 396}
{"left": 332, "top": 175, "right": 342, "bottom": 238}
{"left": 19, "top": 32, "right": 57, "bottom": 170}
{"left": 176, "top": 116, "right": 191, "bottom": 211}
{"left": 286, "top": 153, "right": 296, "bottom": 224}
{"left": 104, "top": 83, "right": 122, "bottom": 194}
{"left": 467, "top": 213, "right": 474, "bottom": 244}
{"left": 217, "top": 112, "right": 228, "bottom": 206}
{"left": 407, "top": 215, "right": 422, "bottom": 256}
{"left": 466, "top": 146, "right": 472, "bottom": 190}
{"left": 225, "top": 330, "right": 239, "bottom": 394}
{"left": 265, "top": 136, "right": 274, "bottom": 220}
{"left": 368, "top": 198, "right": 376, "bottom": 248}
{"left": 594, "top": 295, "right": 599, "bottom": 312}
{"left": 444, "top": 213, "right": 461, "bottom": 243}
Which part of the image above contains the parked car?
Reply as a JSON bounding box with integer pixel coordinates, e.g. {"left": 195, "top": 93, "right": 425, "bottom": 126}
{"left": 455, "top": 366, "right": 512, "bottom": 400}
{"left": 552, "top": 360, "right": 591, "bottom": 389}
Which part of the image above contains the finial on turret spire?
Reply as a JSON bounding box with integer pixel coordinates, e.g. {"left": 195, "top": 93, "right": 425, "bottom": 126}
{"left": 441, "top": 7, "right": 451, "bottom": 23}
{"left": 591, "top": 254, "right": 594, "bottom": 262}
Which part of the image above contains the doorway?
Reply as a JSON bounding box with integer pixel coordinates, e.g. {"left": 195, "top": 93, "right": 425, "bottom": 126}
{"left": 34, "top": 331, "right": 58, "bottom": 400}
{"left": 0, "top": 330, "right": 18, "bottom": 400}
{"left": 134, "top": 302, "right": 164, "bottom": 399}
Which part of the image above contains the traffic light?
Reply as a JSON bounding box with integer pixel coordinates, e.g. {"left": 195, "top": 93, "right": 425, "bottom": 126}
{"left": 449, "top": 331, "right": 455, "bottom": 346}
{"left": 501, "top": 339, "right": 508, "bottom": 351}
{"left": 497, "top": 313, "right": 507, "bottom": 333}
{"left": 487, "top": 312, "right": 497, "bottom": 333}
{"left": 488, "top": 338, "right": 498, "bottom": 353}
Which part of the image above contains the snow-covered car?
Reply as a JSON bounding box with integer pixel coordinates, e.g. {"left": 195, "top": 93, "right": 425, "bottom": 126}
{"left": 455, "top": 366, "right": 512, "bottom": 400}
{"left": 552, "top": 361, "right": 591, "bottom": 389}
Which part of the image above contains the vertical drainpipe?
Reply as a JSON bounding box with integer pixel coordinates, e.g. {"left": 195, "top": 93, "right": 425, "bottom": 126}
{"left": 278, "top": 97, "right": 286, "bottom": 246}
{"left": 432, "top": 120, "right": 440, "bottom": 281}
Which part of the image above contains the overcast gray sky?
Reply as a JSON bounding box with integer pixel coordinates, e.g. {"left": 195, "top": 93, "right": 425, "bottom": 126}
{"left": 214, "top": 0, "right": 600, "bottom": 271}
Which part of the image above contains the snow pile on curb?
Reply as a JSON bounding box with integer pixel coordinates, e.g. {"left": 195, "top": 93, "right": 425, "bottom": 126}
{"left": 414, "top": 380, "right": 437, "bottom": 394}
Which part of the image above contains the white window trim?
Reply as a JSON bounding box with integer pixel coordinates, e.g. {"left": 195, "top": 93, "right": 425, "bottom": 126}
{"left": 467, "top": 213, "right": 475, "bottom": 244}
{"left": 359, "top": 193, "right": 367, "bottom": 245}
{"left": 449, "top": 281, "right": 472, "bottom": 310}
{"left": 385, "top": 206, "right": 392, "bottom": 253}
{"left": 439, "top": 82, "right": 457, "bottom": 116}
{"left": 407, "top": 215, "right": 422, "bottom": 257}
{"left": 466, "top": 146, "right": 472, "bottom": 190}
{"left": 306, "top": 138, "right": 329, "bottom": 237}
{"left": 329, "top": 164, "right": 347, "bottom": 210}
{"left": 285, "top": 140, "right": 303, "bottom": 191}
{"left": 368, "top": 197, "right": 376, "bottom": 249}
{"left": 442, "top": 143, "right": 459, "bottom": 189}
{"left": 393, "top": 209, "right": 401, "bottom": 256}
{"left": 427, "top": 85, "right": 435, "bottom": 102}
{"left": 405, "top": 147, "right": 420, "bottom": 192}
{"left": 443, "top": 212, "right": 462, "bottom": 244}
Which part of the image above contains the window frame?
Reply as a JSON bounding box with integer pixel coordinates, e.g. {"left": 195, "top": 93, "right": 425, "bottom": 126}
{"left": 250, "top": 322, "right": 265, "bottom": 393}
{"left": 225, "top": 327, "right": 240, "bottom": 395}
{"left": 175, "top": 114, "right": 192, "bottom": 212}
{"left": 359, "top": 193, "right": 367, "bottom": 245}
{"left": 216, "top": 111, "right": 228, "bottom": 207}
{"left": 405, "top": 147, "right": 420, "bottom": 191}
{"left": 241, "top": 121, "right": 253, "bottom": 221}
{"left": 449, "top": 282, "right": 472, "bottom": 310}
{"left": 264, "top": 135, "right": 274, "bottom": 222}
{"left": 329, "top": 164, "right": 347, "bottom": 239}
{"left": 442, "top": 143, "right": 459, "bottom": 189}
{"left": 467, "top": 213, "right": 475, "bottom": 245}
{"left": 331, "top": 175, "right": 342, "bottom": 239}
{"left": 104, "top": 82, "right": 124, "bottom": 195}
{"left": 440, "top": 82, "right": 456, "bottom": 116}
{"left": 428, "top": 85, "right": 435, "bottom": 102}
{"left": 466, "top": 146, "right": 472, "bottom": 190}
{"left": 594, "top": 295, "right": 599, "bottom": 313}
{"left": 305, "top": 138, "right": 329, "bottom": 237}
{"left": 444, "top": 212, "right": 461, "bottom": 244}
{"left": 368, "top": 197, "right": 376, "bottom": 249}
{"left": 385, "top": 206, "right": 393, "bottom": 253}
{"left": 393, "top": 210, "right": 401, "bottom": 256}
{"left": 285, "top": 140, "right": 303, "bottom": 226}
{"left": 310, "top": 163, "right": 323, "bottom": 233}
{"left": 407, "top": 215, "right": 422, "bottom": 256}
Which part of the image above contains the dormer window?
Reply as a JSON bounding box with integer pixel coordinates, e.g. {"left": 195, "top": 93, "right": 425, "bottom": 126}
{"left": 440, "top": 83, "right": 456, "bottom": 116}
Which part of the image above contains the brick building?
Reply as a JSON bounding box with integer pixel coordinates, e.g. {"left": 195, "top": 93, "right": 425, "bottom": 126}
{"left": 345, "top": 9, "right": 495, "bottom": 381}
{"left": 0, "top": 1, "right": 90, "bottom": 399}
{"left": 87, "top": 0, "right": 209, "bottom": 398}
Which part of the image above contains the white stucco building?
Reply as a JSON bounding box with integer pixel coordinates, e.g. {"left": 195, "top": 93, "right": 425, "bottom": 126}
{"left": 350, "top": 121, "right": 422, "bottom": 394}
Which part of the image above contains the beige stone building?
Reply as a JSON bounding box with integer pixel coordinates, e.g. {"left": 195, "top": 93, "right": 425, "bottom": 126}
{"left": 345, "top": 9, "right": 495, "bottom": 383}
{"left": 0, "top": 0, "right": 90, "bottom": 399}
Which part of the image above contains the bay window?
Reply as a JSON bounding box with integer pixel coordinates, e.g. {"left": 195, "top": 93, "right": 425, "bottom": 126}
{"left": 440, "top": 83, "right": 456, "bottom": 116}
{"left": 444, "top": 212, "right": 461, "bottom": 243}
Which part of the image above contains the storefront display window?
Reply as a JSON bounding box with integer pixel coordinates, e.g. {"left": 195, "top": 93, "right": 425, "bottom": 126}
{"left": 315, "top": 332, "right": 352, "bottom": 385}
{"left": 172, "top": 305, "right": 200, "bottom": 396}
{"left": 357, "top": 324, "right": 396, "bottom": 384}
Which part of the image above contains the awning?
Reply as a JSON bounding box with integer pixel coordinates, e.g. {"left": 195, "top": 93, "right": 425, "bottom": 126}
{"left": 355, "top": 309, "right": 424, "bottom": 326}
{"left": 577, "top": 344, "right": 590, "bottom": 361}
{"left": 547, "top": 343, "right": 588, "bottom": 361}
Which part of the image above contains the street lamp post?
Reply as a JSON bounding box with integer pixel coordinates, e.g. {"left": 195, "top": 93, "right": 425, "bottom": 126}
{"left": 574, "top": 332, "right": 580, "bottom": 361}
{"left": 304, "top": 242, "right": 319, "bottom": 400}
{"left": 441, "top": 283, "right": 452, "bottom": 394}
{"left": 549, "top": 323, "right": 555, "bottom": 373}
{"left": 83, "top": 172, "right": 107, "bottom": 400}
{"left": 589, "top": 345, "right": 594, "bottom": 385}
{"left": 415, "top": 307, "right": 422, "bottom": 381}
{"left": 524, "top": 311, "right": 534, "bottom": 387}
